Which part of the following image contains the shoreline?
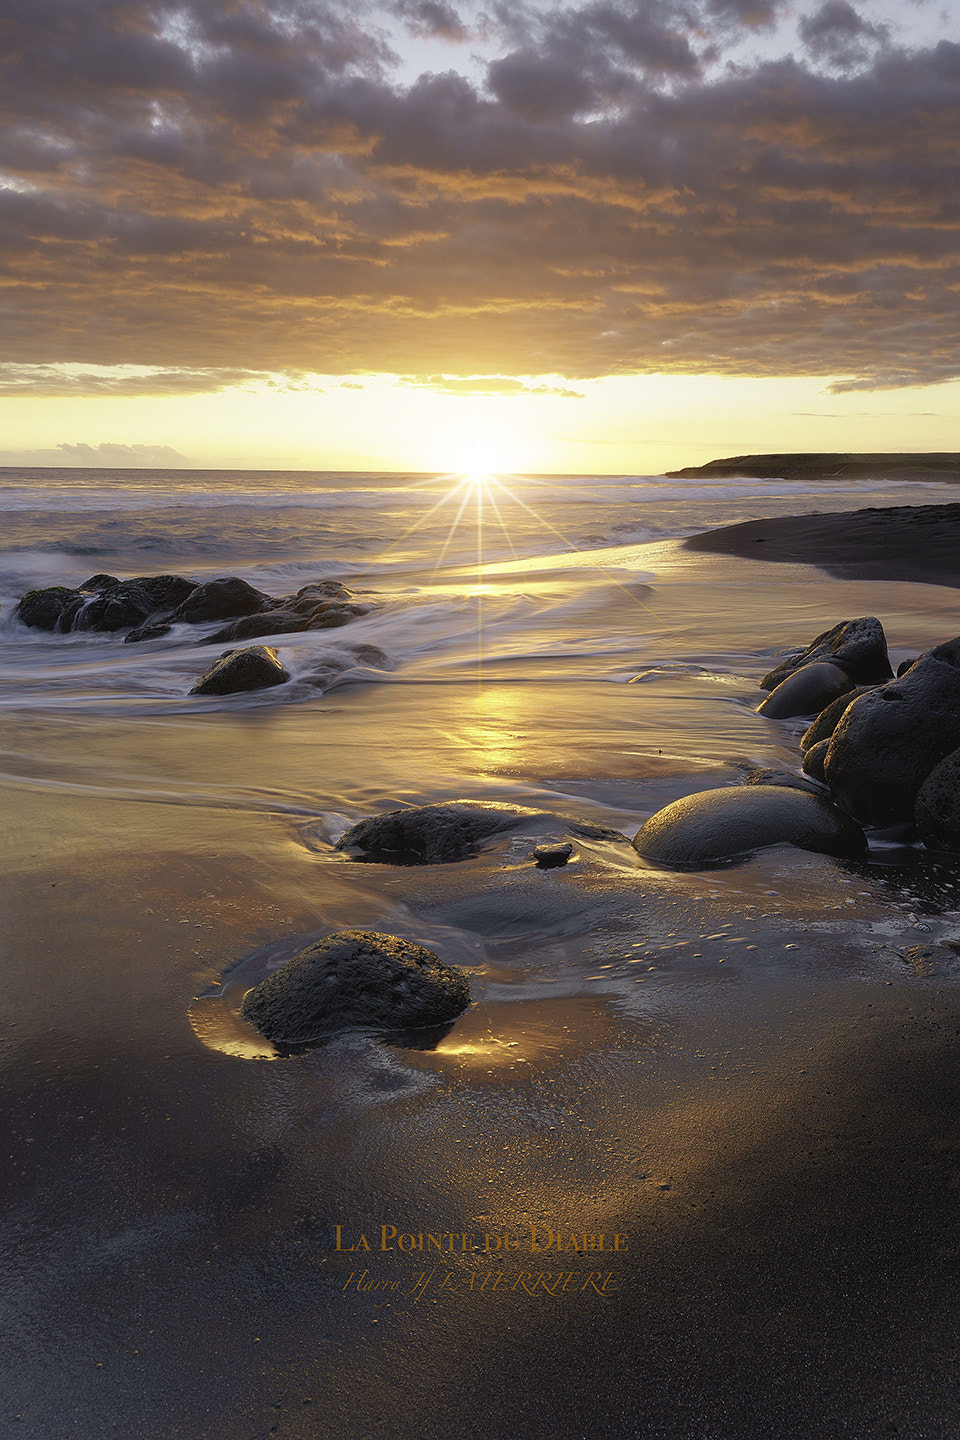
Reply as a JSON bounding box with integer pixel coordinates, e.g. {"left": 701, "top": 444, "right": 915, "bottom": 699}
{"left": 683, "top": 501, "right": 960, "bottom": 588}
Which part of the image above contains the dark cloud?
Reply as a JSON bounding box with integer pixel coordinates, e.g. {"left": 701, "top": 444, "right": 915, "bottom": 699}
{"left": 0, "top": 1, "right": 957, "bottom": 391}
{"left": 0, "top": 364, "right": 277, "bottom": 395}
{"left": 798, "top": 1, "right": 888, "bottom": 69}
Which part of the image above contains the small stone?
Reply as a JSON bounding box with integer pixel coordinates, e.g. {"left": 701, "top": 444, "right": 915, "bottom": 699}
{"left": 189, "top": 645, "right": 289, "bottom": 696}
{"left": 533, "top": 843, "right": 573, "bottom": 868}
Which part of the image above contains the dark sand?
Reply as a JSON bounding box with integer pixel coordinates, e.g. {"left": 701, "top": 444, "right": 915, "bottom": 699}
{"left": 6, "top": 551, "right": 960, "bottom": 1439}
{"left": 684, "top": 502, "right": 960, "bottom": 588}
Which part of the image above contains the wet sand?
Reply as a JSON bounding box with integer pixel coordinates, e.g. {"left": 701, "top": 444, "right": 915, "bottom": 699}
{"left": 5, "top": 544, "right": 960, "bottom": 1439}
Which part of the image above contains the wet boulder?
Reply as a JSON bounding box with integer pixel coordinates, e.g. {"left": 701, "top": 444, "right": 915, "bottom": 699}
{"left": 761, "top": 617, "right": 892, "bottom": 690}
{"left": 800, "top": 689, "right": 862, "bottom": 752}
{"left": 189, "top": 645, "right": 289, "bottom": 696}
{"left": 286, "top": 581, "right": 353, "bottom": 614}
{"left": 757, "top": 661, "right": 854, "bottom": 719}
{"left": 306, "top": 602, "right": 372, "bottom": 629}
{"left": 72, "top": 581, "right": 155, "bottom": 632}
{"left": 632, "top": 785, "right": 866, "bottom": 869}
{"left": 170, "top": 577, "right": 270, "bottom": 625}
{"left": 130, "top": 574, "right": 199, "bottom": 609}
{"left": 204, "top": 610, "right": 310, "bottom": 644}
{"left": 336, "top": 801, "right": 543, "bottom": 864}
{"left": 15, "top": 586, "right": 84, "bottom": 631}
{"left": 823, "top": 648, "right": 960, "bottom": 824}
{"left": 915, "top": 747, "right": 960, "bottom": 853}
{"left": 125, "top": 622, "right": 172, "bottom": 645}
{"left": 743, "top": 767, "right": 826, "bottom": 795}
{"left": 240, "top": 930, "right": 471, "bottom": 1044}
{"left": 802, "top": 739, "right": 830, "bottom": 783}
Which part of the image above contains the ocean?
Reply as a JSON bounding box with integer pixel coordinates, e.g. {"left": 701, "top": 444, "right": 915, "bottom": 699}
{"left": 4, "top": 465, "right": 960, "bottom": 1438}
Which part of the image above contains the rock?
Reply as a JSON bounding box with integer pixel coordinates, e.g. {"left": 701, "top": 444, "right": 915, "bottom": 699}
{"left": 130, "top": 574, "right": 199, "bottom": 609}
{"left": 336, "top": 801, "right": 542, "bottom": 864}
{"left": 78, "top": 573, "right": 120, "bottom": 591}
{"left": 15, "top": 586, "right": 84, "bottom": 631}
{"left": 204, "top": 610, "right": 310, "bottom": 644}
{"left": 171, "top": 577, "right": 270, "bottom": 625}
{"left": 72, "top": 582, "right": 155, "bottom": 632}
{"left": 189, "top": 645, "right": 290, "bottom": 696}
{"left": 125, "top": 622, "right": 173, "bottom": 644}
{"left": 802, "top": 739, "right": 830, "bottom": 783}
{"left": 823, "top": 649, "right": 960, "bottom": 824}
{"left": 287, "top": 581, "right": 353, "bottom": 613}
{"left": 632, "top": 785, "right": 866, "bottom": 869}
{"left": 743, "top": 767, "right": 826, "bottom": 795}
{"left": 760, "top": 618, "right": 893, "bottom": 690}
{"left": 897, "top": 658, "right": 919, "bottom": 677}
{"left": 533, "top": 842, "right": 573, "bottom": 868}
{"left": 757, "top": 661, "right": 854, "bottom": 719}
{"left": 306, "top": 603, "right": 371, "bottom": 629}
{"left": 800, "top": 690, "right": 862, "bottom": 751}
{"left": 349, "top": 643, "right": 392, "bottom": 668}
{"left": 915, "top": 747, "right": 960, "bottom": 852}
{"left": 240, "top": 930, "right": 471, "bottom": 1044}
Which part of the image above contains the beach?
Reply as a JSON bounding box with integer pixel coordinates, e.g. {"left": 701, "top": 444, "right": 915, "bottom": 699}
{"left": 4, "top": 467, "right": 960, "bottom": 1438}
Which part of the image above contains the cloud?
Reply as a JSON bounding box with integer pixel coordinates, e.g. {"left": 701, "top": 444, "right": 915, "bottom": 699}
{"left": 0, "top": 1, "right": 957, "bottom": 390}
{"left": 0, "top": 442, "right": 193, "bottom": 466}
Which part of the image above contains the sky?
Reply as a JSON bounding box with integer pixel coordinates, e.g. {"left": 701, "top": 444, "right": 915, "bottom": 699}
{"left": 1, "top": 0, "right": 958, "bottom": 472}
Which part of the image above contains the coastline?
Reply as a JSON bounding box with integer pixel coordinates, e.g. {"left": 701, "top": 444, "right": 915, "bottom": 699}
{"left": 683, "top": 502, "right": 960, "bottom": 588}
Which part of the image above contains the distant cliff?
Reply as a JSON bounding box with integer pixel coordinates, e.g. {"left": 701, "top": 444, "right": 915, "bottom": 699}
{"left": 666, "top": 453, "right": 960, "bottom": 482}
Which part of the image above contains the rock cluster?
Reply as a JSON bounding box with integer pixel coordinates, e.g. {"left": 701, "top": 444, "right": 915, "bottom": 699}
{"left": 240, "top": 930, "right": 472, "bottom": 1044}
{"left": 14, "top": 572, "right": 371, "bottom": 644}
{"left": 750, "top": 616, "right": 960, "bottom": 852}
{"left": 629, "top": 614, "right": 960, "bottom": 868}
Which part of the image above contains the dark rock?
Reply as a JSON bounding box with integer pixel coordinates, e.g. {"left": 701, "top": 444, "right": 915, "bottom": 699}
{"left": 288, "top": 581, "right": 352, "bottom": 614}
{"left": 565, "top": 820, "right": 630, "bottom": 841}
{"left": 757, "top": 661, "right": 854, "bottom": 719}
{"left": 802, "top": 739, "right": 830, "bottom": 783}
{"left": 78, "top": 573, "right": 120, "bottom": 591}
{"left": 760, "top": 618, "right": 892, "bottom": 690}
{"left": 305, "top": 602, "right": 371, "bottom": 630}
{"left": 823, "top": 651, "right": 960, "bottom": 824}
{"left": 800, "top": 689, "right": 862, "bottom": 751}
{"left": 632, "top": 785, "right": 866, "bottom": 869}
{"left": 336, "top": 801, "right": 542, "bottom": 864}
{"left": 743, "top": 767, "right": 826, "bottom": 795}
{"left": 204, "top": 610, "right": 310, "bottom": 644}
{"left": 897, "top": 658, "right": 918, "bottom": 677}
{"left": 533, "top": 842, "right": 573, "bottom": 868}
{"left": 239, "top": 929, "right": 471, "bottom": 1044}
{"left": 349, "top": 643, "right": 392, "bottom": 668}
{"left": 915, "top": 747, "right": 960, "bottom": 852}
{"left": 15, "top": 586, "right": 84, "bottom": 630}
{"left": 130, "top": 574, "right": 199, "bottom": 608}
{"left": 72, "top": 582, "right": 155, "bottom": 632}
{"left": 189, "top": 645, "right": 289, "bottom": 696}
{"left": 125, "top": 622, "right": 173, "bottom": 644}
{"left": 171, "top": 577, "right": 270, "bottom": 625}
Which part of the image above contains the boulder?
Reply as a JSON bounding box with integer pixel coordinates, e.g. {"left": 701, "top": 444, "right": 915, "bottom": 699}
{"left": 72, "top": 581, "right": 155, "bottom": 632}
{"left": 240, "top": 930, "right": 471, "bottom": 1044}
{"left": 757, "top": 661, "right": 854, "bottom": 719}
{"left": 800, "top": 690, "right": 862, "bottom": 751}
{"left": 761, "top": 617, "right": 892, "bottom": 690}
{"left": 204, "top": 610, "right": 310, "bottom": 644}
{"left": 632, "top": 785, "right": 866, "bottom": 869}
{"left": 15, "top": 586, "right": 84, "bottom": 631}
{"left": 189, "top": 645, "right": 290, "bottom": 696}
{"left": 306, "top": 602, "right": 371, "bottom": 629}
{"left": 336, "top": 801, "right": 542, "bottom": 864}
{"left": 915, "top": 747, "right": 960, "bottom": 852}
{"left": 125, "top": 622, "right": 173, "bottom": 645}
{"left": 822, "top": 649, "right": 960, "bottom": 824}
{"left": 286, "top": 581, "right": 353, "bottom": 614}
{"left": 801, "top": 739, "right": 830, "bottom": 783}
{"left": 743, "top": 768, "right": 825, "bottom": 795}
{"left": 130, "top": 574, "right": 199, "bottom": 609}
{"left": 170, "top": 577, "right": 270, "bottom": 625}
